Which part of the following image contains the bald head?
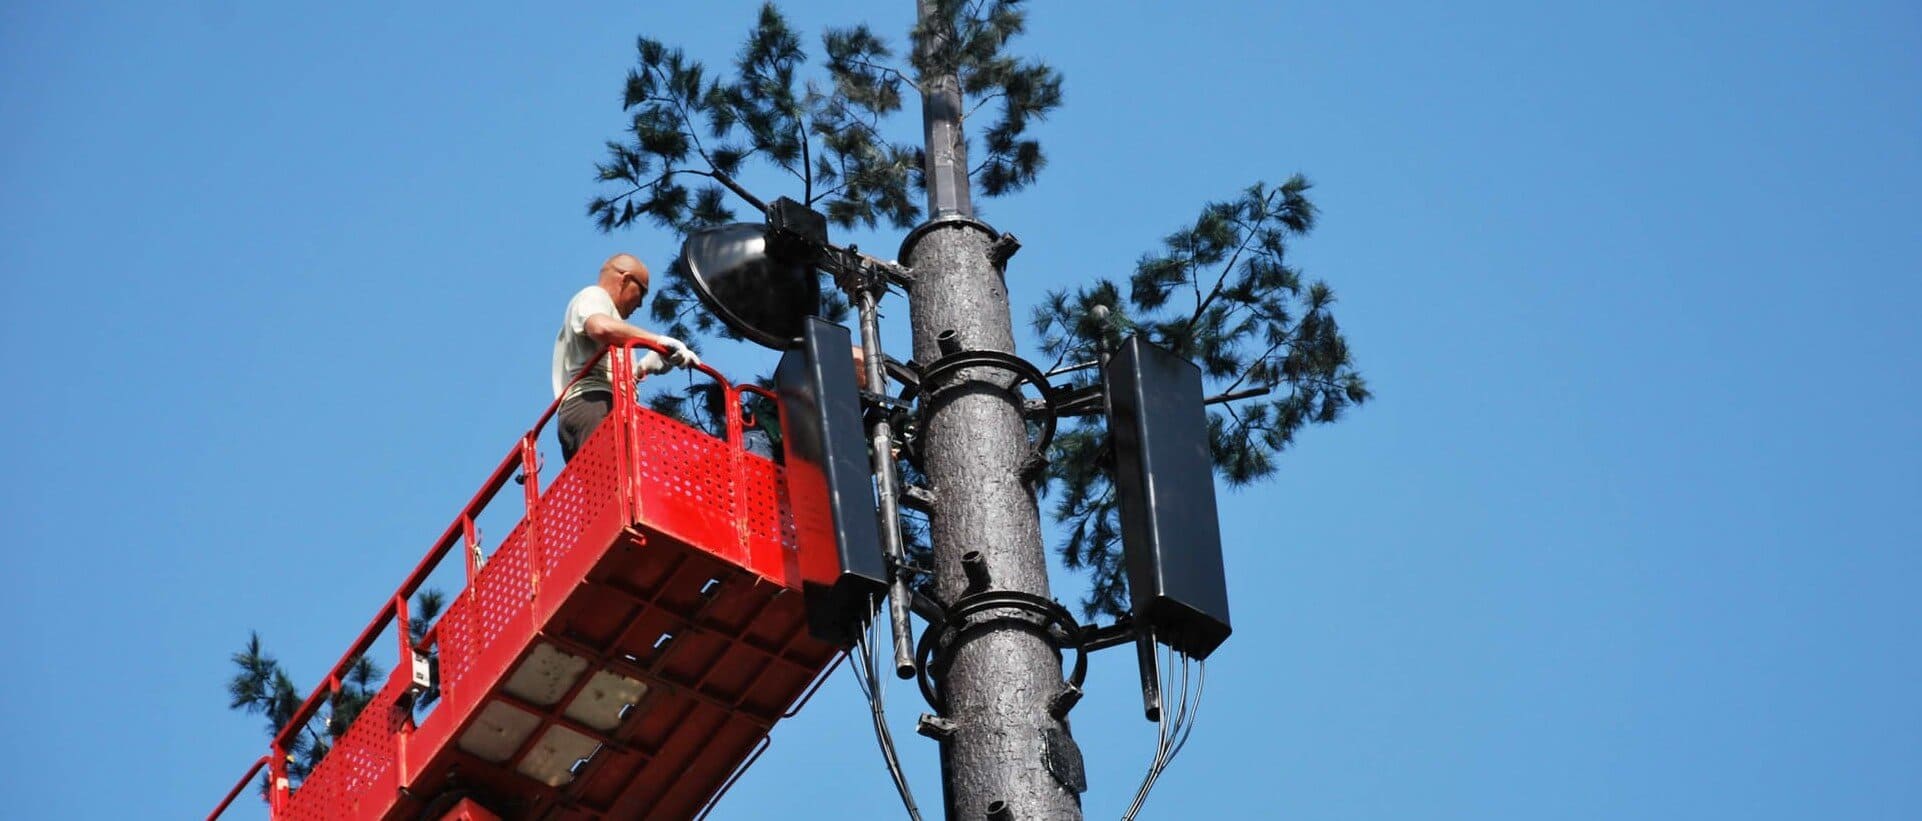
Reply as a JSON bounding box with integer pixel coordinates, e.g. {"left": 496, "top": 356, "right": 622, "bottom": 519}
{"left": 598, "top": 253, "right": 650, "bottom": 317}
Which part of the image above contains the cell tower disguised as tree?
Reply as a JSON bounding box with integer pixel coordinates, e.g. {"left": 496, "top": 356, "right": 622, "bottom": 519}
{"left": 588, "top": 2, "right": 1369, "bottom": 818}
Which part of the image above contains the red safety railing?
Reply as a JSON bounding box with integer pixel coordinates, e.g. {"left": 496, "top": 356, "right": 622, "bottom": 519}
{"left": 209, "top": 340, "right": 816, "bottom": 820}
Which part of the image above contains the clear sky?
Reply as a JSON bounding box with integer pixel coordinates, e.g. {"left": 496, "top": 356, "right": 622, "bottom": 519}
{"left": 3, "top": 1, "right": 1918, "bottom": 818}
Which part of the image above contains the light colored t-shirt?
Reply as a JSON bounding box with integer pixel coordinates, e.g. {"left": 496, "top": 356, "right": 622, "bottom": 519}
{"left": 552, "top": 285, "right": 657, "bottom": 401}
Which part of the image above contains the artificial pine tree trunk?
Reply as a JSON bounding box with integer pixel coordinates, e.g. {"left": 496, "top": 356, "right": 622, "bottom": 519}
{"left": 909, "top": 2, "right": 1083, "bottom": 818}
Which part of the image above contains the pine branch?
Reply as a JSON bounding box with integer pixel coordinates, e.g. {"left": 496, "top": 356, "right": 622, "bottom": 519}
{"left": 846, "top": 55, "right": 920, "bottom": 94}
{"left": 1220, "top": 338, "right": 1287, "bottom": 394}
{"left": 964, "top": 90, "right": 1006, "bottom": 121}
{"left": 640, "top": 62, "right": 716, "bottom": 170}
{"left": 1184, "top": 189, "right": 1278, "bottom": 338}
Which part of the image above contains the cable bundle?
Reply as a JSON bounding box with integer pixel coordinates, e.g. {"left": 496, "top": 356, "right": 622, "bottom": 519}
{"left": 852, "top": 604, "right": 924, "bottom": 821}
{"left": 1122, "top": 646, "right": 1207, "bottom": 821}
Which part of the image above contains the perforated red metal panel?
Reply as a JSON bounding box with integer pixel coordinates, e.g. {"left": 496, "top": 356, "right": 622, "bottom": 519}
{"left": 533, "top": 425, "right": 619, "bottom": 578}
{"left": 476, "top": 520, "right": 533, "bottom": 646}
{"left": 284, "top": 673, "right": 411, "bottom": 821}
{"left": 434, "top": 591, "right": 476, "bottom": 712}
{"left": 631, "top": 410, "right": 747, "bottom": 566}
{"left": 737, "top": 454, "right": 800, "bottom": 584}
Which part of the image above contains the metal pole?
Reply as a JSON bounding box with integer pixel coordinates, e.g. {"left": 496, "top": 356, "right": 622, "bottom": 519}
{"left": 1092, "top": 304, "right": 1164, "bottom": 723}
{"left": 910, "top": 2, "right": 1082, "bottom": 818}
{"left": 917, "top": 0, "right": 971, "bottom": 219}
{"left": 857, "top": 286, "right": 918, "bottom": 678}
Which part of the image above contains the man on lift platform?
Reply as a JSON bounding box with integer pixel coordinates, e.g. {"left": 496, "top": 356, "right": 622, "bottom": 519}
{"left": 551, "top": 253, "right": 704, "bottom": 461}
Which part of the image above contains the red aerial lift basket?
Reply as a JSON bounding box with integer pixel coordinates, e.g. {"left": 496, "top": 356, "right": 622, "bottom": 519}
{"left": 212, "top": 343, "right": 845, "bottom": 821}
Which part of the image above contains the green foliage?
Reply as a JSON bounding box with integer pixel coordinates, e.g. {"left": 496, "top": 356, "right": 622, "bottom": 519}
{"left": 642, "top": 375, "right": 731, "bottom": 436}
{"left": 407, "top": 588, "right": 446, "bottom": 648}
{"left": 590, "top": 1, "right": 1057, "bottom": 340}
{"left": 1032, "top": 179, "right": 1371, "bottom": 618}
{"left": 225, "top": 588, "right": 445, "bottom": 796}
{"left": 893, "top": 455, "right": 937, "bottom": 593}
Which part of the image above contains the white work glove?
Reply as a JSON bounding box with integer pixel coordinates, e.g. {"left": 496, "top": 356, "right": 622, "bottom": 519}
{"left": 634, "top": 349, "right": 673, "bottom": 376}
{"left": 660, "top": 337, "right": 702, "bottom": 370}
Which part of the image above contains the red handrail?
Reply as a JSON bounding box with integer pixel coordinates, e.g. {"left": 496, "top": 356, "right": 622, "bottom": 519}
{"left": 208, "top": 756, "right": 269, "bottom": 820}
{"left": 210, "top": 339, "right": 741, "bottom": 820}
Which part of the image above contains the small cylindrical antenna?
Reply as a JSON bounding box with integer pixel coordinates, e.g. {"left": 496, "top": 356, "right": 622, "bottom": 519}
{"left": 1135, "top": 625, "right": 1162, "bottom": 723}
{"left": 961, "top": 550, "right": 991, "bottom": 595}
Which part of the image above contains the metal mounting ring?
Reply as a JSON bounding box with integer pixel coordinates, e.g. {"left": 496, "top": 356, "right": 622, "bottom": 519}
{"left": 913, "top": 349, "right": 1058, "bottom": 476}
{"left": 914, "top": 617, "right": 944, "bottom": 709}
{"left": 914, "top": 589, "right": 1088, "bottom": 712}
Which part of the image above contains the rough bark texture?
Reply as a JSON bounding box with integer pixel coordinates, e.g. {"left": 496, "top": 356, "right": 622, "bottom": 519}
{"left": 906, "top": 222, "right": 1081, "bottom": 821}
{"left": 910, "top": 3, "right": 1080, "bottom": 815}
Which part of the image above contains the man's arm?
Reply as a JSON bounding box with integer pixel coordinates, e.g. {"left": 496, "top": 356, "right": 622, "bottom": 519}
{"left": 583, "top": 314, "right": 701, "bottom": 369}
{"left": 583, "top": 314, "right": 668, "bottom": 346}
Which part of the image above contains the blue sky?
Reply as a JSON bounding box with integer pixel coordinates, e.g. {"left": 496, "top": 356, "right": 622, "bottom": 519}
{"left": 2, "top": 1, "right": 1918, "bottom": 818}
